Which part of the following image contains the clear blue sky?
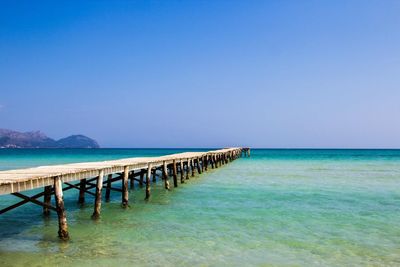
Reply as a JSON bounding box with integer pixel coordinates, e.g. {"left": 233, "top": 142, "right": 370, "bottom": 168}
{"left": 1, "top": 1, "right": 399, "bottom": 148}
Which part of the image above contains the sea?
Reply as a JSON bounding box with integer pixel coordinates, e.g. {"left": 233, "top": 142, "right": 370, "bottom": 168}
{"left": 0, "top": 149, "right": 399, "bottom": 266}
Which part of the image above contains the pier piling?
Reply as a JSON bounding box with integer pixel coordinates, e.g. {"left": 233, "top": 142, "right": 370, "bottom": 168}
{"left": 190, "top": 159, "right": 195, "bottom": 177}
{"left": 122, "top": 166, "right": 129, "bottom": 207}
{"left": 130, "top": 171, "right": 135, "bottom": 189}
{"left": 180, "top": 161, "right": 185, "bottom": 183}
{"left": 78, "top": 179, "right": 86, "bottom": 204}
{"left": 43, "top": 185, "right": 52, "bottom": 216}
{"left": 172, "top": 160, "right": 178, "bottom": 187}
{"left": 105, "top": 174, "right": 112, "bottom": 202}
{"left": 92, "top": 170, "right": 104, "bottom": 219}
{"left": 163, "top": 162, "right": 170, "bottom": 190}
{"left": 145, "top": 164, "right": 152, "bottom": 200}
{"left": 54, "top": 176, "right": 69, "bottom": 240}
{"left": 0, "top": 148, "right": 248, "bottom": 240}
{"left": 196, "top": 157, "right": 202, "bottom": 174}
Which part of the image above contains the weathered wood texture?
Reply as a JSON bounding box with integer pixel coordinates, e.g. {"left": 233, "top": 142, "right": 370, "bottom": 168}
{"left": 0, "top": 148, "right": 244, "bottom": 195}
{"left": 122, "top": 166, "right": 129, "bottom": 207}
{"left": 54, "top": 176, "right": 69, "bottom": 240}
{"left": 91, "top": 170, "right": 104, "bottom": 219}
{"left": 0, "top": 147, "right": 247, "bottom": 240}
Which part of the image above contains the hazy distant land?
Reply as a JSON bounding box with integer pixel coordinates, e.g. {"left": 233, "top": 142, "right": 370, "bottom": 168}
{"left": 0, "top": 128, "right": 99, "bottom": 148}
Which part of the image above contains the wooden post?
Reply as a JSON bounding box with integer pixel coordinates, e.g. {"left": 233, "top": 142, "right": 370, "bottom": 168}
{"left": 92, "top": 170, "right": 104, "bottom": 219}
{"left": 105, "top": 174, "right": 112, "bottom": 202}
{"left": 122, "top": 166, "right": 129, "bottom": 208}
{"left": 201, "top": 157, "right": 204, "bottom": 172}
{"left": 130, "top": 171, "right": 135, "bottom": 189}
{"left": 196, "top": 157, "right": 202, "bottom": 174}
{"left": 78, "top": 178, "right": 86, "bottom": 204}
{"left": 172, "top": 160, "right": 178, "bottom": 187}
{"left": 211, "top": 155, "right": 215, "bottom": 169}
{"left": 168, "top": 165, "right": 172, "bottom": 176}
{"left": 139, "top": 169, "right": 145, "bottom": 187}
{"left": 163, "top": 161, "right": 170, "bottom": 190}
{"left": 152, "top": 168, "right": 157, "bottom": 183}
{"left": 180, "top": 161, "right": 185, "bottom": 183}
{"left": 54, "top": 176, "right": 69, "bottom": 240}
{"left": 185, "top": 160, "right": 190, "bottom": 180}
{"left": 190, "top": 159, "right": 195, "bottom": 177}
{"left": 145, "top": 164, "right": 152, "bottom": 200}
{"left": 204, "top": 155, "right": 208, "bottom": 171}
{"left": 214, "top": 155, "right": 218, "bottom": 168}
{"left": 43, "top": 185, "right": 52, "bottom": 216}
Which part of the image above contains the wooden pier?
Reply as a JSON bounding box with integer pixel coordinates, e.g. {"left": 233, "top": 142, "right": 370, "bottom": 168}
{"left": 0, "top": 147, "right": 250, "bottom": 240}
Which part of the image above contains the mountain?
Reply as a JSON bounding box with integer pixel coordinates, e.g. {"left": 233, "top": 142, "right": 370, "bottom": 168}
{"left": 0, "top": 129, "right": 100, "bottom": 148}
{"left": 56, "top": 135, "right": 99, "bottom": 148}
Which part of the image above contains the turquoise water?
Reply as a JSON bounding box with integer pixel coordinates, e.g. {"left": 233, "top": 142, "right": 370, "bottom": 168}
{"left": 0, "top": 149, "right": 399, "bottom": 266}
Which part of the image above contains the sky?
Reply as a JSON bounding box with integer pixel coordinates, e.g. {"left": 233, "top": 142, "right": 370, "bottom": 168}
{"left": 1, "top": 0, "right": 399, "bottom": 148}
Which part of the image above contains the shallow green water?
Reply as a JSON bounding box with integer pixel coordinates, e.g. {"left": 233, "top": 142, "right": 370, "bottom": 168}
{"left": 0, "top": 149, "right": 399, "bottom": 266}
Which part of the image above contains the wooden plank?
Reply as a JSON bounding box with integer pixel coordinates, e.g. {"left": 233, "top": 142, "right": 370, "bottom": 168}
{"left": 0, "top": 148, "right": 245, "bottom": 195}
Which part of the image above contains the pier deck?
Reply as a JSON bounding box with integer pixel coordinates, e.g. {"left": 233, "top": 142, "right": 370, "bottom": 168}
{"left": 0, "top": 147, "right": 250, "bottom": 240}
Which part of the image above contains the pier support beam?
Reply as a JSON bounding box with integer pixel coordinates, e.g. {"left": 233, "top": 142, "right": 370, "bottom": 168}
{"left": 145, "top": 164, "right": 152, "bottom": 200}
{"left": 105, "top": 174, "right": 112, "bottom": 202}
{"left": 78, "top": 178, "right": 86, "bottom": 204}
{"left": 214, "top": 155, "right": 218, "bottom": 168}
{"left": 152, "top": 168, "right": 157, "bottom": 183}
{"left": 190, "top": 159, "right": 195, "bottom": 177}
{"left": 92, "top": 170, "right": 104, "bottom": 219}
{"left": 54, "top": 176, "right": 69, "bottom": 240}
{"left": 130, "top": 171, "right": 135, "bottom": 189}
{"left": 43, "top": 185, "right": 52, "bottom": 216}
{"left": 122, "top": 166, "right": 129, "bottom": 208}
{"left": 139, "top": 169, "right": 145, "bottom": 187}
{"left": 172, "top": 160, "right": 178, "bottom": 187}
{"left": 185, "top": 160, "right": 190, "bottom": 180}
{"left": 180, "top": 161, "right": 185, "bottom": 183}
{"left": 196, "top": 157, "right": 202, "bottom": 174}
{"left": 163, "top": 162, "right": 170, "bottom": 190}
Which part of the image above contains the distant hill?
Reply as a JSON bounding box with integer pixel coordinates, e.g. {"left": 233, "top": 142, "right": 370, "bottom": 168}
{"left": 0, "top": 129, "right": 100, "bottom": 148}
